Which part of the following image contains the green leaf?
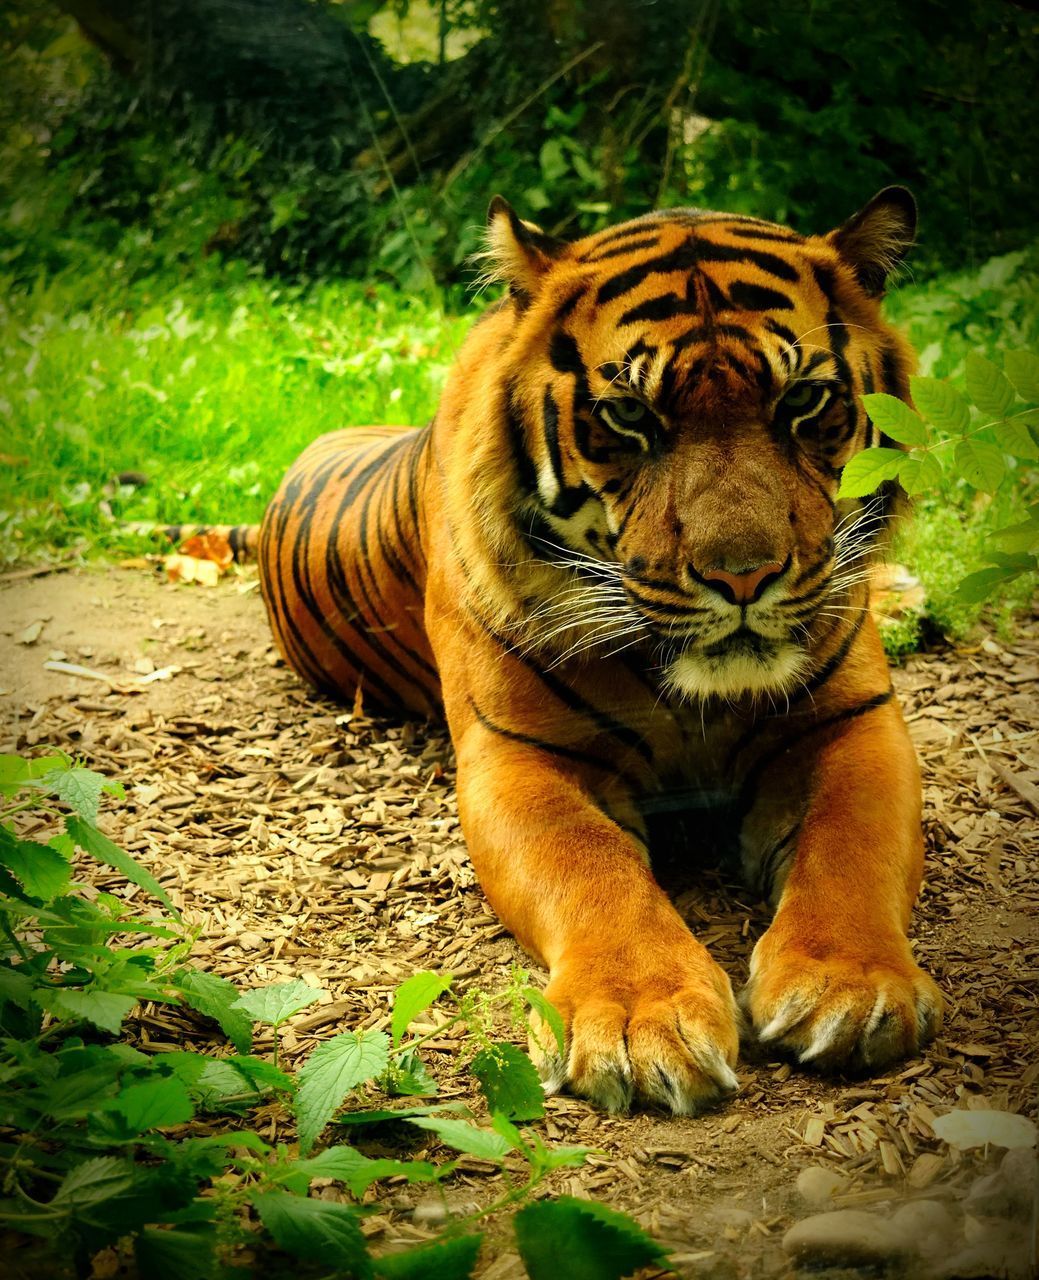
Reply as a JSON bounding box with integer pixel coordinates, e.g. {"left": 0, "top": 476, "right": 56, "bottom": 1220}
{"left": 531, "top": 1142, "right": 594, "bottom": 1172}
{"left": 50, "top": 1156, "right": 137, "bottom": 1217}
{"left": 37, "top": 766, "right": 106, "bottom": 823}
{"left": 0, "top": 964, "right": 35, "bottom": 1009}
{"left": 954, "top": 438, "right": 1007, "bottom": 493}
{"left": 994, "top": 516, "right": 1039, "bottom": 555}
{"left": 189, "top": 1059, "right": 259, "bottom": 1110}
{"left": 28, "top": 1064, "right": 121, "bottom": 1121}
{"left": 254, "top": 1192, "right": 372, "bottom": 1275}
{"left": 174, "top": 970, "right": 252, "bottom": 1053}
{"left": 36, "top": 988, "right": 136, "bottom": 1035}
{"left": 135, "top": 1226, "right": 220, "bottom": 1280}
{"left": 285, "top": 1146, "right": 440, "bottom": 1198}
{"left": 0, "top": 753, "right": 67, "bottom": 797}
{"left": 861, "top": 392, "right": 928, "bottom": 445}
{"left": 296, "top": 1030, "right": 390, "bottom": 1154}
{"left": 1005, "top": 350, "right": 1039, "bottom": 402}
{"left": 391, "top": 971, "right": 453, "bottom": 1047}
{"left": 957, "top": 565, "right": 1027, "bottom": 602}
{"left": 233, "top": 979, "right": 325, "bottom": 1028}
{"left": 66, "top": 815, "right": 178, "bottom": 917}
{"left": 966, "top": 353, "right": 1016, "bottom": 420}
{"left": 514, "top": 1197, "right": 668, "bottom": 1280}
{"left": 896, "top": 450, "right": 943, "bottom": 495}
{"left": 523, "top": 988, "right": 566, "bottom": 1057}
{"left": 376, "top": 1234, "right": 483, "bottom": 1279}
{"left": 984, "top": 550, "right": 1037, "bottom": 572}
{"left": 107, "top": 1077, "right": 195, "bottom": 1131}
{"left": 837, "top": 447, "right": 908, "bottom": 499}
{"left": 388, "top": 1049, "right": 438, "bottom": 1097}
{"left": 0, "top": 828, "right": 71, "bottom": 902}
{"left": 992, "top": 417, "right": 1039, "bottom": 460}
{"left": 226, "top": 1054, "right": 295, "bottom": 1094}
{"left": 334, "top": 1102, "right": 468, "bottom": 1128}
{"left": 406, "top": 1116, "right": 512, "bottom": 1162}
{"left": 909, "top": 376, "right": 971, "bottom": 434}
{"left": 161, "top": 1053, "right": 211, "bottom": 1088}
{"left": 472, "top": 1043, "right": 544, "bottom": 1121}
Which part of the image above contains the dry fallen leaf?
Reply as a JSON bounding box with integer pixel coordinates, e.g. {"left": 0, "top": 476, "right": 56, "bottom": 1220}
{"left": 180, "top": 531, "right": 234, "bottom": 570}
{"left": 165, "top": 554, "right": 222, "bottom": 587}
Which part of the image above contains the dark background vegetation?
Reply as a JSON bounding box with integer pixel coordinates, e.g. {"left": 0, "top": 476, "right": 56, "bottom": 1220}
{"left": 1, "top": 0, "right": 1036, "bottom": 640}
{"left": 4, "top": 0, "right": 1037, "bottom": 288}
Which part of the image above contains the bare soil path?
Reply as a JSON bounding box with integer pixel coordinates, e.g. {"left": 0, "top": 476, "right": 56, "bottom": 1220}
{"left": 2, "top": 566, "right": 1037, "bottom": 1279}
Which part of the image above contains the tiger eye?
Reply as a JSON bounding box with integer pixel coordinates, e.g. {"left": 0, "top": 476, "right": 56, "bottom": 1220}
{"left": 611, "top": 397, "right": 648, "bottom": 424}
{"left": 783, "top": 383, "right": 815, "bottom": 409}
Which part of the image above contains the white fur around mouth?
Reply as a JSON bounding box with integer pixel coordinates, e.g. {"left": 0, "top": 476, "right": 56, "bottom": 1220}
{"left": 663, "top": 636, "right": 809, "bottom": 700}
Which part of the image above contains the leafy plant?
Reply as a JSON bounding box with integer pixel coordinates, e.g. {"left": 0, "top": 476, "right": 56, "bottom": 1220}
{"left": 0, "top": 750, "right": 663, "bottom": 1278}
{"left": 838, "top": 348, "right": 1039, "bottom": 602}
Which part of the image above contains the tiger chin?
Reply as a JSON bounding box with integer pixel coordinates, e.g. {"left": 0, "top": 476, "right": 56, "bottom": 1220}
{"left": 255, "top": 186, "right": 944, "bottom": 1117}
{"left": 664, "top": 636, "right": 810, "bottom": 702}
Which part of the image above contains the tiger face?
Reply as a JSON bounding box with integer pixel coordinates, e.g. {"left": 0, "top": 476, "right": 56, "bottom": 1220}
{"left": 485, "top": 191, "right": 916, "bottom": 699}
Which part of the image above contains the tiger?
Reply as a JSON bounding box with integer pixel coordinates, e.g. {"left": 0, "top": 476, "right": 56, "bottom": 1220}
{"left": 252, "top": 188, "right": 943, "bottom": 1115}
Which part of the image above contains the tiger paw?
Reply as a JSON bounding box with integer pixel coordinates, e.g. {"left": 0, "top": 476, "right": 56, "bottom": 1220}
{"left": 529, "top": 943, "right": 740, "bottom": 1115}
{"left": 741, "top": 930, "right": 943, "bottom": 1070}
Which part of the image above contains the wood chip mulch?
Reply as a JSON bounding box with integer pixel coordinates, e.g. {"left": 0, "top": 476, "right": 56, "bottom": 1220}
{"left": 1, "top": 567, "right": 1036, "bottom": 1279}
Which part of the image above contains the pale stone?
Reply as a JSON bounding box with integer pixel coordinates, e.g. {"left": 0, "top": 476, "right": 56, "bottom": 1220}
{"left": 964, "top": 1170, "right": 1013, "bottom": 1217}
{"left": 1000, "top": 1146, "right": 1038, "bottom": 1214}
{"left": 796, "top": 1165, "right": 847, "bottom": 1206}
{"left": 783, "top": 1210, "right": 912, "bottom": 1266}
{"left": 891, "top": 1199, "right": 956, "bottom": 1258}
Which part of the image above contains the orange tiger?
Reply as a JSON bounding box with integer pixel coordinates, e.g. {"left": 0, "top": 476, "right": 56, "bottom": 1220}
{"left": 255, "top": 189, "right": 943, "bottom": 1114}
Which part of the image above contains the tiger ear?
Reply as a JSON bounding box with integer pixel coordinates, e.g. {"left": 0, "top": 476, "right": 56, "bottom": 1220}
{"left": 483, "top": 195, "right": 564, "bottom": 295}
{"left": 828, "top": 186, "right": 917, "bottom": 297}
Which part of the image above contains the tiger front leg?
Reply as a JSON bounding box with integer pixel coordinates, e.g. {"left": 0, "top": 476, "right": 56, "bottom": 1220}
{"left": 454, "top": 722, "right": 740, "bottom": 1115}
{"left": 741, "top": 696, "right": 943, "bottom": 1070}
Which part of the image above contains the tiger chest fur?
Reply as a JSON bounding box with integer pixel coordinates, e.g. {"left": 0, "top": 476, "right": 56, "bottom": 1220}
{"left": 258, "top": 189, "right": 943, "bottom": 1115}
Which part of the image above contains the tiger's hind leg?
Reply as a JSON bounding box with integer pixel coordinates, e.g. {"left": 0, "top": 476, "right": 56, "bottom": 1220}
{"left": 258, "top": 427, "right": 442, "bottom": 717}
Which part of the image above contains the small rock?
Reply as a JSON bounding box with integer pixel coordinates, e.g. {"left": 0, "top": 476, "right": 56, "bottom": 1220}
{"left": 17, "top": 620, "right": 44, "bottom": 645}
{"left": 1000, "top": 1146, "right": 1038, "bottom": 1214}
{"left": 712, "top": 1206, "right": 755, "bottom": 1227}
{"left": 964, "top": 1170, "right": 1013, "bottom": 1217}
{"left": 783, "top": 1210, "right": 912, "bottom": 1267}
{"left": 133, "top": 656, "right": 156, "bottom": 675}
{"left": 930, "top": 1227, "right": 1031, "bottom": 1280}
{"left": 796, "top": 1165, "right": 847, "bottom": 1206}
{"left": 411, "top": 1196, "right": 448, "bottom": 1227}
{"left": 963, "top": 1214, "right": 988, "bottom": 1245}
{"left": 891, "top": 1199, "right": 956, "bottom": 1258}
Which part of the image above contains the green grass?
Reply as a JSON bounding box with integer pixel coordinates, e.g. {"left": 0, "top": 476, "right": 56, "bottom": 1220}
{"left": 1, "top": 244, "right": 1036, "bottom": 648}
{"left": 0, "top": 263, "right": 470, "bottom": 564}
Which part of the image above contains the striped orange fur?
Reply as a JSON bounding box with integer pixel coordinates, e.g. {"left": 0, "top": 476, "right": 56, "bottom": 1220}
{"left": 257, "top": 190, "right": 942, "bottom": 1114}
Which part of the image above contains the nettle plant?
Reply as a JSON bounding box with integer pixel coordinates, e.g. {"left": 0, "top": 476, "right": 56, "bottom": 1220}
{"left": 0, "top": 753, "right": 666, "bottom": 1280}
{"left": 839, "top": 348, "right": 1039, "bottom": 600}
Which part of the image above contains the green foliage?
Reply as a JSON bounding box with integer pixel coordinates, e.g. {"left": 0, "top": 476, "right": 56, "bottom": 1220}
{"left": 839, "top": 348, "right": 1039, "bottom": 603}
{"left": 390, "top": 969, "right": 453, "bottom": 1046}
{"left": 0, "top": 268, "right": 468, "bottom": 567}
{"left": 0, "top": 749, "right": 666, "bottom": 1277}
{"left": 2, "top": 0, "right": 1036, "bottom": 289}
{"left": 514, "top": 1196, "right": 669, "bottom": 1280}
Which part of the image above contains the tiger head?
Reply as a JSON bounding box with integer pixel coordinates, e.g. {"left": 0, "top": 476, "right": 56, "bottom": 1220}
{"left": 464, "top": 190, "right": 917, "bottom": 700}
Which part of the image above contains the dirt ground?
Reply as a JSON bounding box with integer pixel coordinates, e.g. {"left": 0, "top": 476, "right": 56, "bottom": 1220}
{"left": 2, "top": 565, "right": 1037, "bottom": 1280}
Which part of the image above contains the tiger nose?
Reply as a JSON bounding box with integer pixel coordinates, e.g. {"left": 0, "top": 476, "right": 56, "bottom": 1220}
{"left": 696, "top": 559, "right": 787, "bottom": 606}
